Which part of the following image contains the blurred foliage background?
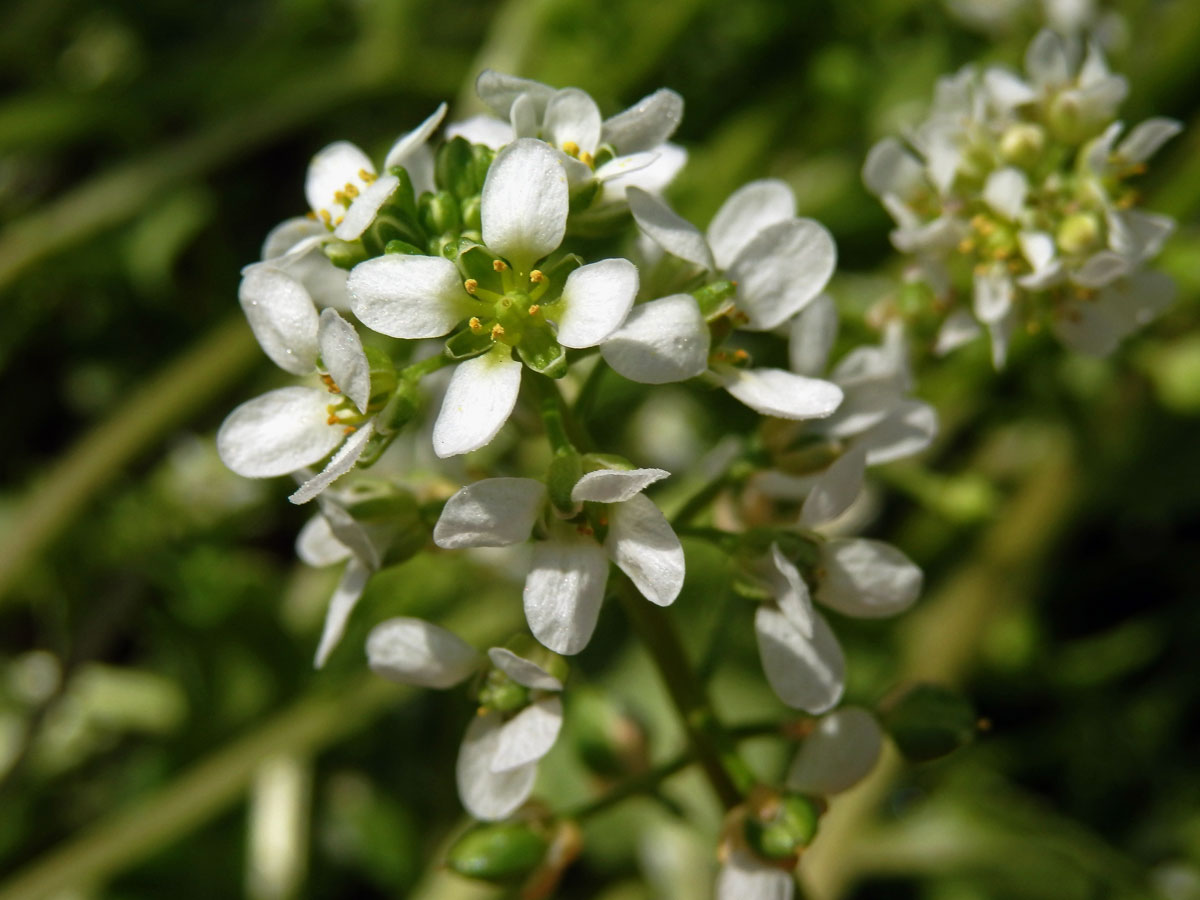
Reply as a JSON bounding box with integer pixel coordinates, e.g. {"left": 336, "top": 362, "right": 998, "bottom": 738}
{"left": 1, "top": 0, "right": 1199, "bottom": 897}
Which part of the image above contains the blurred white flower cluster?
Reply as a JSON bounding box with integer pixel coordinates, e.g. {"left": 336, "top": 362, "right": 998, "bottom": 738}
{"left": 864, "top": 29, "right": 1182, "bottom": 363}
{"left": 215, "top": 68, "right": 941, "bottom": 898}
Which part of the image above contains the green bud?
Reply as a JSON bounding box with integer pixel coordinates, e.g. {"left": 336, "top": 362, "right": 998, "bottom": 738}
{"left": 435, "top": 136, "right": 478, "bottom": 199}
{"left": 446, "top": 822, "right": 549, "bottom": 883}
{"left": 999, "top": 123, "right": 1046, "bottom": 168}
{"left": 323, "top": 238, "right": 370, "bottom": 270}
{"left": 383, "top": 166, "right": 419, "bottom": 221}
{"left": 374, "top": 378, "right": 421, "bottom": 435}
{"left": 517, "top": 332, "right": 568, "bottom": 378}
{"left": 419, "top": 190, "right": 462, "bottom": 237}
{"left": 568, "top": 686, "right": 648, "bottom": 778}
{"left": 469, "top": 143, "right": 496, "bottom": 193}
{"left": 363, "top": 346, "right": 398, "bottom": 402}
{"left": 445, "top": 327, "right": 495, "bottom": 361}
{"left": 461, "top": 195, "right": 482, "bottom": 232}
{"left": 547, "top": 449, "right": 583, "bottom": 515}
{"left": 1056, "top": 212, "right": 1102, "bottom": 256}
{"left": 878, "top": 682, "right": 977, "bottom": 762}
{"left": 579, "top": 452, "right": 633, "bottom": 473}
{"left": 568, "top": 179, "right": 600, "bottom": 214}
{"left": 500, "top": 635, "right": 569, "bottom": 685}
{"left": 383, "top": 239, "right": 424, "bottom": 255}
{"left": 456, "top": 242, "right": 505, "bottom": 295}
{"left": 744, "top": 794, "right": 822, "bottom": 861}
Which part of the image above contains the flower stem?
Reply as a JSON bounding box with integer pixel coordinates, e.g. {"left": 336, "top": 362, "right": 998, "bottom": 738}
{"left": 613, "top": 574, "right": 749, "bottom": 810}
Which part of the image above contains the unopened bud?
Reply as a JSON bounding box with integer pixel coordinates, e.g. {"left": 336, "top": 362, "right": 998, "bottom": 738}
{"left": 1056, "top": 212, "right": 1102, "bottom": 256}
{"left": 446, "top": 821, "right": 549, "bottom": 884}
{"left": 999, "top": 123, "right": 1046, "bottom": 168}
{"left": 743, "top": 792, "right": 822, "bottom": 861}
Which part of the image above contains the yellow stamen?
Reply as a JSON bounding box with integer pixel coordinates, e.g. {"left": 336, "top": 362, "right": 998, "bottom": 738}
{"left": 577, "top": 524, "right": 594, "bottom": 536}
{"left": 464, "top": 279, "right": 479, "bottom": 294}
{"left": 579, "top": 151, "right": 594, "bottom": 168}
{"left": 320, "top": 374, "right": 341, "bottom": 394}
{"left": 327, "top": 415, "right": 339, "bottom": 425}
{"left": 334, "top": 190, "right": 350, "bottom": 206}
{"left": 732, "top": 349, "right": 749, "bottom": 362}
{"left": 492, "top": 259, "right": 508, "bottom": 272}
{"left": 359, "top": 168, "right": 377, "bottom": 183}
{"left": 490, "top": 323, "right": 505, "bottom": 340}
{"left": 529, "top": 269, "right": 545, "bottom": 283}
{"left": 342, "top": 425, "right": 357, "bottom": 435}
{"left": 343, "top": 182, "right": 359, "bottom": 198}
{"left": 527, "top": 304, "right": 540, "bottom": 316}
{"left": 469, "top": 316, "right": 483, "bottom": 333}
{"left": 958, "top": 238, "right": 975, "bottom": 254}
{"left": 318, "top": 209, "right": 332, "bottom": 226}
{"left": 305, "top": 210, "right": 317, "bottom": 221}
{"left": 333, "top": 215, "right": 344, "bottom": 227}
{"left": 562, "top": 140, "right": 580, "bottom": 157}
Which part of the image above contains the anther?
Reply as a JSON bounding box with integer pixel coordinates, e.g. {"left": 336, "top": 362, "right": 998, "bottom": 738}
{"left": 529, "top": 269, "right": 545, "bottom": 283}
{"left": 527, "top": 304, "right": 540, "bottom": 316}
{"left": 562, "top": 141, "right": 580, "bottom": 157}
{"left": 469, "top": 316, "right": 483, "bottom": 333}
{"left": 733, "top": 349, "right": 749, "bottom": 362}
{"left": 318, "top": 209, "right": 332, "bottom": 226}
{"left": 327, "top": 415, "right": 339, "bottom": 425}
{"left": 579, "top": 151, "right": 594, "bottom": 168}
{"left": 342, "top": 425, "right": 357, "bottom": 435}
{"left": 577, "top": 524, "right": 594, "bottom": 536}
{"left": 491, "top": 323, "right": 505, "bottom": 340}
{"left": 358, "top": 168, "right": 377, "bottom": 183}
{"left": 343, "top": 182, "right": 359, "bottom": 198}
{"left": 958, "top": 238, "right": 975, "bottom": 254}
{"left": 305, "top": 210, "right": 317, "bottom": 220}
{"left": 464, "top": 279, "right": 478, "bottom": 294}
{"left": 493, "top": 259, "right": 508, "bottom": 272}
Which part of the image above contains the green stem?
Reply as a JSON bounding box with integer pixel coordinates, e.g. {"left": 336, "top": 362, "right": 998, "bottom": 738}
{"left": 670, "top": 449, "right": 747, "bottom": 528}
{"left": 403, "top": 351, "right": 455, "bottom": 380}
{"left": 613, "top": 575, "right": 748, "bottom": 810}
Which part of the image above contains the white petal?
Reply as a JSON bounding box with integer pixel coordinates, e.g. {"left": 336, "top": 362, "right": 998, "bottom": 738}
{"left": 592, "top": 150, "right": 657, "bottom": 183}
{"left": 239, "top": 266, "right": 319, "bottom": 375}
{"left": 313, "top": 559, "right": 370, "bottom": 668}
{"left": 434, "top": 477, "right": 545, "bottom": 548}
{"left": 627, "top": 188, "right": 714, "bottom": 271}
{"left": 716, "top": 850, "right": 794, "bottom": 900}
{"left": 348, "top": 254, "right": 474, "bottom": 339}
{"left": 934, "top": 309, "right": 982, "bottom": 356}
{"left": 295, "top": 514, "right": 352, "bottom": 567}
{"left": 983, "top": 67, "right": 1037, "bottom": 110}
{"left": 554, "top": 258, "right": 638, "bottom": 348}
{"left": 1054, "top": 270, "right": 1175, "bottom": 356}
{"left": 816, "top": 538, "right": 922, "bottom": 618}
{"left": 598, "top": 144, "right": 687, "bottom": 201}
{"left": 817, "top": 377, "right": 903, "bottom": 439}
{"left": 601, "top": 294, "right": 710, "bottom": 384}
{"left": 333, "top": 174, "right": 399, "bottom": 241}
{"left": 799, "top": 447, "right": 867, "bottom": 529}
{"left": 306, "top": 141, "right": 374, "bottom": 220}
{"left": 719, "top": 367, "right": 843, "bottom": 420}
{"left": 788, "top": 293, "right": 839, "bottom": 376}
{"left": 432, "top": 349, "right": 523, "bottom": 458}
{"left": 457, "top": 712, "right": 538, "bottom": 821}
{"left": 1108, "top": 209, "right": 1175, "bottom": 263}
{"left": 289, "top": 420, "right": 374, "bottom": 504}
{"left": 446, "top": 114, "right": 513, "bottom": 150}
{"left": 1073, "top": 251, "right": 1129, "bottom": 289}
{"left": 982, "top": 167, "right": 1027, "bottom": 222}
{"left": 487, "top": 648, "right": 563, "bottom": 691}
{"left": 318, "top": 496, "right": 381, "bottom": 570}
{"left": 524, "top": 538, "right": 610, "bottom": 655}
{"left": 754, "top": 607, "right": 844, "bottom": 714}
{"left": 318, "top": 308, "right": 371, "bottom": 413}
{"left": 366, "top": 617, "right": 481, "bottom": 687}
{"left": 601, "top": 88, "right": 684, "bottom": 153}
{"left": 973, "top": 265, "right": 1013, "bottom": 324}
{"left": 706, "top": 179, "right": 796, "bottom": 271}
{"left": 786, "top": 706, "right": 883, "bottom": 795}
{"left": 605, "top": 494, "right": 684, "bottom": 607}
{"left": 1115, "top": 117, "right": 1182, "bottom": 165}
{"left": 262, "top": 217, "right": 326, "bottom": 260}
{"left": 861, "top": 137, "right": 925, "bottom": 200}
{"left": 475, "top": 70, "right": 555, "bottom": 119}
{"left": 853, "top": 400, "right": 938, "bottom": 466}
{"left": 481, "top": 139, "right": 569, "bottom": 271}
{"left": 756, "top": 545, "right": 814, "bottom": 639}
{"left": 1018, "top": 230, "right": 1058, "bottom": 278}
{"left": 1025, "top": 29, "right": 1070, "bottom": 87}
{"left": 728, "top": 219, "right": 836, "bottom": 330}
{"left": 217, "top": 387, "right": 342, "bottom": 478}
{"left": 1085, "top": 120, "right": 1124, "bottom": 173}
{"left": 491, "top": 696, "right": 564, "bottom": 772}
{"left": 510, "top": 92, "right": 539, "bottom": 139}
{"left": 544, "top": 88, "right": 602, "bottom": 153}
{"left": 571, "top": 467, "right": 670, "bottom": 504}
{"left": 383, "top": 102, "right": 449, "bottom": 172}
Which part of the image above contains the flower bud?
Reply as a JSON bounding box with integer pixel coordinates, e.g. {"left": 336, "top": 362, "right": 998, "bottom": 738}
{"left": 999, "top": 123, "right": 1046, "bottom": 168}
{"left": 419, "top": 189, "right": 462, "bottom": 237}
{"left": 547, "top": 449, "right": 583, "bottom": 516}
{"left": 743, "top": 793, "right": 822, "bottom": 862}
{"left": 435, "top": 136, "right": 478, "bottom": 200}
{"left": 323, "top": 238, "right": 369, "bottom": 270}
{"left": 1056, "top": 212, "right": 1102, "bottom": 256}
{"left": 878, "top": 682, "right": 977, "bottom": 762}
{"left": 446, "top": 821, "right": 550, "bottom": 883}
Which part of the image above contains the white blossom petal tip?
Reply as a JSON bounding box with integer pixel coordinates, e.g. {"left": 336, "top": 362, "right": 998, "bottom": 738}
{"left": 432, "top": 348, "right": 524, "bottom": 458}
{"left": 571, "top": 467, "right": 670, "bottom": 504}
{"left": 605, "top": 494, "right": 684, "bottom": 607}
{"left": 481, "top": 139, "right": 569, "bottom": 272}
{"left": 816, "top": 538, "right": 922, "bottom": 618}
{"left": 554, "top": 258, "right": 638, "bottom": 349}
{"left": 366, "top": 617, "right": 482, "bottom": 688}
{"left": 217, "top": 387, "right": 342, "bottom": 479}
{"left": 434, "top": 477, "right": 546, "bottom": 549}
{"left": 719, "top": 368, "right": 844, "bottom": 421}
{"left": 754, "top": 608, "right": 845, "bottom": 713}
{"left": 486, "top": 647, "right": 563, "bottom": 691}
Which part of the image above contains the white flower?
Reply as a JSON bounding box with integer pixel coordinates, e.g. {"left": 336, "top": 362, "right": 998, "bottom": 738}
{"left": 432, "top": 469, "right": 685, "bottom": 655}
{"left": 747, "top": 447, "right": 922, "bottom": 712}
{"left": 366, "top": 620, "right": 564, "bottom": 821}
{"left": 348, "top": 139, "right": 638, "bottom": 457}
{"left": 217, "top": 304, "right": 378, "bottom": 504}
{"left": 600, "top": 182, "right": 843, "bottom": 420}
{"left": 466, "top": 70, "right": 687, "bottom": 208}
{"left": 715, "top": 849, "right": 795, "bottom": 900}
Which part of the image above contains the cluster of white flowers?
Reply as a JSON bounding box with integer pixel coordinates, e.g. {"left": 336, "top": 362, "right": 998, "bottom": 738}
{"left": 865, "top": 29, "right": 1181, "bottom": 363}
{"left": 216, "top": 69, "right": 942, "bottom": 898}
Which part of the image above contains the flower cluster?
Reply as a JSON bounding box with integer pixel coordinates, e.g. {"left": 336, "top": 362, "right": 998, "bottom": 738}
{"left": 865, "top": 29, "right": 1181, "bottom": 362}
{"left": 216, "top": 68, "right": 939, "bottom": 899}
